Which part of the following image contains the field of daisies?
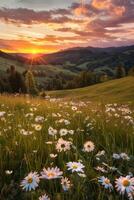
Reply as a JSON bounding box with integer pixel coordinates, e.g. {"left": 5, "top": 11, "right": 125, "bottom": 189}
{"left": 0, "top": 94, "right": 134, "bottom": 200}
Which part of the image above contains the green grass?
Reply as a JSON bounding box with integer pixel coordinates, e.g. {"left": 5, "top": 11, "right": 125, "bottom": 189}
{"left": 0, "top": 94, "right": 133, "bottom": 200}
{"left": 48, "top": 77, "right": 134, "bottom": 103}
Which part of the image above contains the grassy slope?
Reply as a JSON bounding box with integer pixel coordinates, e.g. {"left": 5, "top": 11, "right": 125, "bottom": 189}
{"left": 48, "top": 76, "right": 134, "bottom": 103}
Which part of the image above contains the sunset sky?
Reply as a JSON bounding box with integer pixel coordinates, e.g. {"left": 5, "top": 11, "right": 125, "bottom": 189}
{"left": 0, "top": 0, "right": 134, "bottom": 53}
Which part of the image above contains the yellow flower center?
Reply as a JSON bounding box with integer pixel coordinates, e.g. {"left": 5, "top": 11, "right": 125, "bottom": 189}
{"left": 72, "top": 165, "right": 78, "bottom": 169}
{"left": 27, "top": 178, "right": 33, "bottom": 184}
{"left": 104, "top": 179, "right": 110, "bottom": 184}
{"left": 47, "top": 172, "right": 55, "bottom": 177}
{"left": 122, "top": 179, "right": 130, "bottom": 187}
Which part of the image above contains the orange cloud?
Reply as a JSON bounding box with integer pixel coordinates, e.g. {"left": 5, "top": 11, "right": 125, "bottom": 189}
{"left": 113, "top": 6, "right": 125, "bottom": 17}
{"left": 74, "top": 6, "right": 89, "bottom": 16}
{"left": 92, "top": 0, "right": 111, "bottom": 10}
{"left": 92, "top": 0, "right": 125, "bottom": 17}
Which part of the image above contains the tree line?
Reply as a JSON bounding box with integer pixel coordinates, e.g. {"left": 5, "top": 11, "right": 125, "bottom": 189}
{"left": 0, "top": 65, "right": 134, "bottom": 95}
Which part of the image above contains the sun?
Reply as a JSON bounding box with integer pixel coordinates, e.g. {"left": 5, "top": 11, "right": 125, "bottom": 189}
{"left": 31, "top": 49, "right": 38, "bottom": 55}
{"left": 28, "top": 49, "right": 41, "bottom": 60}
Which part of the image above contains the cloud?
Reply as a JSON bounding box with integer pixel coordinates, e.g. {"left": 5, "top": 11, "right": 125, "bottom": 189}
{"left": 0, "top": 7, "right": 81, "bottom": 25}
{"left": 0, "top": 0, "right": 134, "bottom": 52}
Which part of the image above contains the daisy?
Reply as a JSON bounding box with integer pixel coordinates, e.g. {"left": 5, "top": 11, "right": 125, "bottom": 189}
{"left": 67, "top": 162, "right": 85, "bottom": 173}
{"left": 34, "top": 124, "right": 42, "bottom": 131}
{"left": 50, "top": 154, "right": 57, "bottom": 158}
{"left": 5, "top": 170, "right": 13, "bottom": 175}
{"left": 41, "top": 167, "right": 63, "bottom": 179}
{"left": 56, "top": 138, "right": 72, "bottom": 152}
{"left": 98, "top": 176, "right": 113, "bottom": 191}
{"left": 35, "top": 116, "right": 44, "bottom": 123}
{"left": 21, "top": 172, "right": 40, "bottom": 191}
{"left": 113, "top": 153, "right": 120, "bottom": 159}
{"left": 48, "top": 127, "right": 57, "bottom": 136}
{"left": 115, "top": 176, "right": 134, "bottom": 195}
{"left": 61, "top": 177, "right": 72, "bottom": 191}
{"left": 72, "top": 106, "right": 77, "bottom": 111}
{"left": 120, "top": 153, "right": 130, "bottom": 160}
{"left": 59, "top": 128, "right": 68, "bottom": 136}
{"left": 39, "top": 194, "right": 50, "bottom": 200}
{"left": 83, "top": 141, "right": 95, "bottom": 152}
{"left": 68, "top": 130, "right": 74, "bottom": 135}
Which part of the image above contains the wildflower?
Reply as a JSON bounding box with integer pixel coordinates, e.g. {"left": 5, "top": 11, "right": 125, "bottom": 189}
{"left": 56, "top": 138, "right": 72, "bottom": 152}
{"left": 115, "top": 176, "right": 134, "bottom": 195}
{"left": 78, "top": 173, "right": 87, "bottom": 178}
{"left": 39, "top": 194, "right": 50, "bottom": 200}
{"left": 21, "top": 172, "right": 40, "bottom": 191}
{"left": 50, "top": 154, "right": 57, "bottom": 158}
{"left": 68, "top": 130, "right": 74, "bottom": 135}
{"left": 96, "top": 150, "right": 105, "bottom": 157}
{"left": 83, "top": 141, "right": 95, "bottom": 152}
{"left": 48, "top": 127, "right": 57, "bottom": 136}
{"left": 72, "top": 106, "right": 77, "bottom": 111}
{"left": 61, "top": 177, "right": 72, "bottom": 191}
{"left": 41, "top": 167, "right": 63, "bottom": 179}
{"left": 120, "top": 153, "right": 130, "bottom": 160}
{"left": 5, "top": 170, "right": 13, "bottom": 175}
{"left": 35, "top": 124, "right": 42, "bottom": 131}
{"left": 59, "top": 128, "right": 68, "bottom": 136}
{"left": 95, "top": 166, "right": 108, "bottom": 173}
{"left": 20, "top": 129, "right": 33, "bottom": 136}
{"left": 67, "top": 162, "right": 85, "bottom": 173}
{"left": 0, "top": 111, "right": 6, "bottom": 117}
{"left": 35, "top": 116, "right": 44, "bottom": 123}
{"left": 113, "top": 153, "right": 120, "bottom": 159}
{"left": 98, "top": 176, "right": 113, "bottom": 191}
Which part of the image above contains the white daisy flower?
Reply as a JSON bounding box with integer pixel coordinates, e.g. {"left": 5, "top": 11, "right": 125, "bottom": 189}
{"left": 115, "top": 176, "right": 134, "bottom": 195}
{"left": 83, "top": 141, "right": 95, "bottom": 152}
{"left": 61, "top": 177, "right": 72, "bottom": 191}
{"left": 21, "top": 172, "right": 40, "bottom": 191}
{"left": 5, "top": 170, "right": 13, "bottom": 175}
{"left": 35, "top": 116, "right": 44, "bottom": 123}
{"left": 67, "top": 162, "right": 85, "bottom": 173}
{"left": 59, "top": 128, "right": 68, "bottom": 136}
{"left": 113, "top": 153, "right": 120, "bottom": 159}
{"left": 50, "top": 154, "right": 57, "bottom": 158}
{"left": 48, "top": 127, "right": 57, "bottom": 136}
{"left": 39, "top": 194, "right": 50, "bottom": 200}
{"left": 56, "top": 138, "right": 72, "bottom": 152}
{"left": 72, "top": 106, "right": 77, "bottom": 111}
{"left": 34, "top": 124, "right": 42, "bottom": 131}
{"left": 41, "top": 167, "right": 63, "bottom": 179}
{"left": 98, "top": 176, "right": 113, "bottom": 191}
{"left": 120, "top": 153, "right": 130, "bottom": 160}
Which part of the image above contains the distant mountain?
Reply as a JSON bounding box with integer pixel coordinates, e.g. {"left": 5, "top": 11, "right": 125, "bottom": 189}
{"left": 43, "top": 45, "right": 134, "bottom": 67}
{"left": 0, "top": 45, "right": 134, "bottom": 78}
{"left": 0, "top": 50, "right": 25, "bottom": 62}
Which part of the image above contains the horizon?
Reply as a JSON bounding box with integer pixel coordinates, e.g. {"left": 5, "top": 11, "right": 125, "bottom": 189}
{"left": 1, "top": 44, "right": 134, "bottom": 55}
{"left": 0, "top": 0, "right": 134, "bottom": 53}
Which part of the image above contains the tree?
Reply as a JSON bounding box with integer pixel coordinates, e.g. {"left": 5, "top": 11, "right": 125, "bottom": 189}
{"left": 7, "top": 65, "right": 26, "bottom": 93}
{"left": 115, "top": 66, "right": 126, "bottom": 78}
{"left": 25, "top": 70, "right": 38, "bottom": 95}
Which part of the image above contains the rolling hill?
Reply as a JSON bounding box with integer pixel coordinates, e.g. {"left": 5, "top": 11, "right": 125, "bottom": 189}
{"left": 0, "top": 45, "right": 134, "bottom": 89}
{"left": 1, "top": 45, "right": 134, "bottom": 75}
{"left": 48, "top": 76, "right": 134, "bottom": 103}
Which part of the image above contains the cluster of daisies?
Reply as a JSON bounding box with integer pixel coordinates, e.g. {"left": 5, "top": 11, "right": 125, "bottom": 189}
{"left": 0, "top": 99, "right": 134, "bottom": 200}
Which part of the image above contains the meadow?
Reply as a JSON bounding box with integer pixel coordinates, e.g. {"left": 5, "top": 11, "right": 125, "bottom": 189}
{"left": 0, "top": 92, "right": 133, "bottom": 200}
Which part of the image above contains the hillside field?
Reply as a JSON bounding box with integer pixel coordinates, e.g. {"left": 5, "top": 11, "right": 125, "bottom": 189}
{"left": 0, "top": 80, "right": 134, "bottom": 199}
{"left": 48, "top": 77, "right": 134, "bottom": 103}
